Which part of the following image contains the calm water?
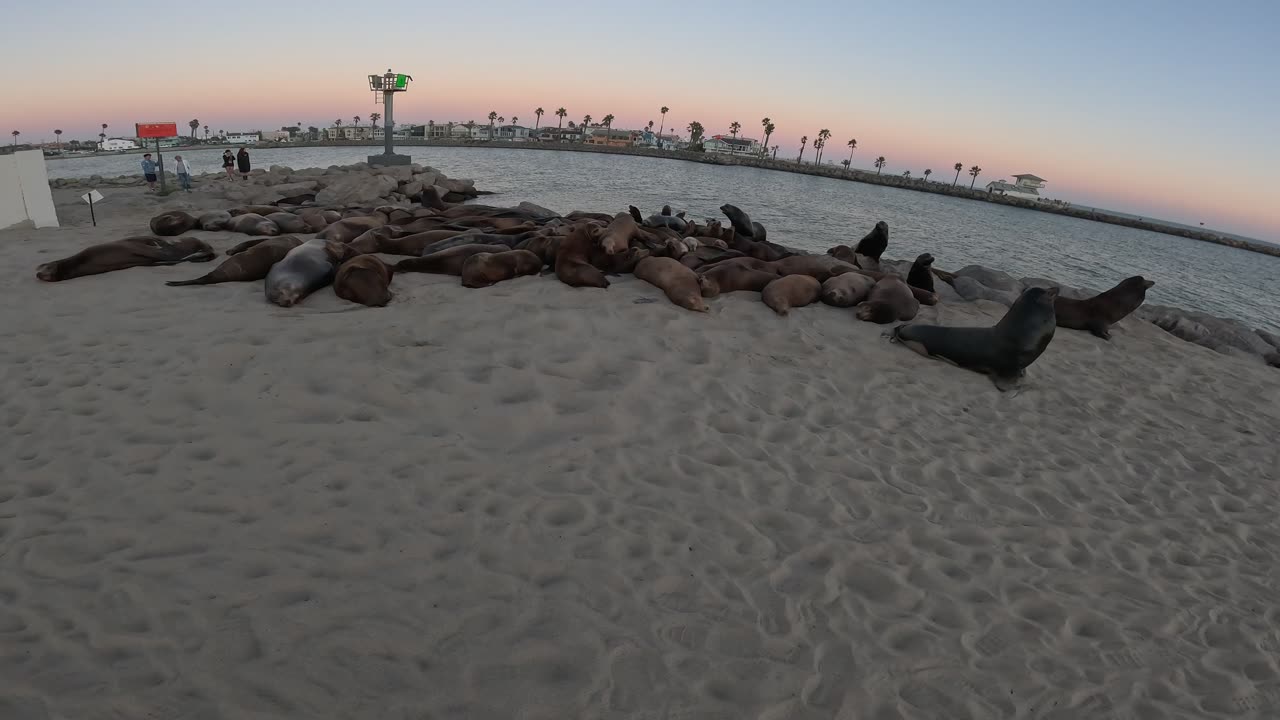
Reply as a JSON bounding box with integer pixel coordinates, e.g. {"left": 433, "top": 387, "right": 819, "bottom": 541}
{"left": 48, "top": 146, "right": 1280, "bottom": 334}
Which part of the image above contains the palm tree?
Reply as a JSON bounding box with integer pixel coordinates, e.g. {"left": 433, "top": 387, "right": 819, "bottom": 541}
{"left": 874, "top": 156, "right": 886, "bottom": 174}
{"left": 511, "top": 116, "right": 518, "bottom": 127}
{"left": 555, "top": 107, "right": 567, "bottom": 128}
{"left": 647, "top": 120, "right": 654, "bottom": 132}
{"left": 845, "top": 138, "right": 857, "bottom": 170}
{"left": 953, "top": 162, "right": 963, "bottom": 186}
{"left": 772, "top": 146, "right": 779, "bottom": 160}
{"left": 54, "top": 129, "right": 62, "bottom": 151}
{"left": 11, "top": 130, "right": 19, "bottom": 147}
{"left": 188, "top": 119, "right": 199, "bottom": 138}
{"left": 307, "top": 126, "right": 318, "bottom": 141}
{"left": 370, "top": 112, "right": 381, "bottom": 130}
{"left": 686, "top": 121, "right": 704, "bottom": 145}
{"left": 535, "top": 108, "right": 544, "bottom": 129}
{"left": 729, "top": 121, "right": 741, "bottom": 138}
{"left": 969, "top": 165, "right": 982, "bottom": 189}
{"left": 446, "top": 121, "right": 455, "bottom": 139}
{"left": 98, "top": 131, "right": 106, "bottom": 147}
{"left": 582, "top": 115, "right": 592, "bottom": 142}
{"left": 812, "top": 137, "right": 824, "bottom": 164}
{"left": 498, "top": 116, "right": 505, "bottom": 125}
{"left": 762, "top": 122, "right": 775, "bottom": 150}
{"left": 816, "top": 129, "right": 832, "bottom": 164}
{"left": 203, "top": 125, "right": 209, "bottom": 141}
{"left": 334, "top": 119, "right": 343, "bottom": 140}
{"left": 101, "top": 123, "right": 108, "bottom": 137}
{"left": 797, "top": 135, "right": 808, "bottom": 163}
{"left": 903, "top": 170, "right": 911, "bottom": 178}
{"left": 488, "top": 111, "right": 498, "bottom": 139}
{"left": 658, "top": 106, "right": 669, "bottom": 142}
{"left": 602, "top": 114, "right": 615, "bottom": 132}
{"left": 464, "top": 120, "right": 476, "bottom": 139}
{"left": 841, "top": 159, "right": 851, "bottom": 170}
{"left": 923, "top": 168, "right": 933, "bottom": 181}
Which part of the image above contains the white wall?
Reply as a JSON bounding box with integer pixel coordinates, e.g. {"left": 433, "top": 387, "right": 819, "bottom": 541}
{"left": 0, "top": 150, "right": 60, "bottom": 230}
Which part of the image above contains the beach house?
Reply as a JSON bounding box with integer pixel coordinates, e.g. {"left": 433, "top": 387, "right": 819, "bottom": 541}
{"left": 494, "top": 125, "right": 532, "bottom": 142}
{"left": 584, "top": 128, "right": 636, "bottom": 147}
{"left": 535, "top": 127, "right": 585, "bottom": 143}
{"left": 98, "top": 138, "right": 138, "bottom": 151}
{"left": 986, "top": 173, "right": 1047, "bottom": 199}
{"left": 224, "top": 132, "right": 261, "bottom": 145}
{"left": 703, "top": 135, "right": 762, "bottom": 157}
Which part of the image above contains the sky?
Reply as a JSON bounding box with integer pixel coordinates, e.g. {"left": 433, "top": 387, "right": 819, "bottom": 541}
{"left": 3, "top": 0, "right": 1278, "bottom": 241}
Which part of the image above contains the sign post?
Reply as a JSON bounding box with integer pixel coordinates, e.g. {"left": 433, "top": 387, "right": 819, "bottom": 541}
{"left": 135, "top": 122, "right": 179, "bottom": 193}
{"left": 80, "top": 190, "right": 104, "bottom": 226}
{"left": 367, "top": 70, "right": 413, "bottom": 166}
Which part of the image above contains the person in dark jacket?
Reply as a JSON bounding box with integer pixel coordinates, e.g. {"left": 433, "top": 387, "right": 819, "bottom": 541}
{"left": 221, "top": 150, "right": 235, "bottom": 179}
{"left": 236, "top": 147, "right": 251, "bottom": 180}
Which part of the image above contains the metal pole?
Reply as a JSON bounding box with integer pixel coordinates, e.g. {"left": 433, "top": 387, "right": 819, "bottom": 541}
{"left": 383, "top": 90, "right": 394, "bottom": 156}
{"left": 89, "top": 193, "right": 96, "bottom": 226}
{"left": 155, "top": 138, "right": 167, "bottom": 194}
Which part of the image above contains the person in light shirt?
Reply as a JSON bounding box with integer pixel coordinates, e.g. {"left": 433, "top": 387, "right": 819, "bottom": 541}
{"left": 173, "top": 155, "right": 194, "bottom": 192}
{"left": 140, "top": 153, "right": 158, "bottom": 192}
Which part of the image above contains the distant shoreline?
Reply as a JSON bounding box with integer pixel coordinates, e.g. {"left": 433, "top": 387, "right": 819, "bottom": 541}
{"left": 47, "top": 139, "right": 1279, "bottom": 257}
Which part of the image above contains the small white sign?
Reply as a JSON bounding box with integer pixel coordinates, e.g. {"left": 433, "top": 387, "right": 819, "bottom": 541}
{"left": 80, "top": 190, "right": 104, "bottom": 204}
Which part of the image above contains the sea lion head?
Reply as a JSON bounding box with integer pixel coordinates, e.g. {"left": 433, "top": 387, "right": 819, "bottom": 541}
{"left": 914, "top": 253, "right": 935, "bottom": 267}
{"left": 698, "top": 274, "right": 719, "bottom": 298}
{"left": 1122, "top": 275, "right": 1155, "bottom": 290}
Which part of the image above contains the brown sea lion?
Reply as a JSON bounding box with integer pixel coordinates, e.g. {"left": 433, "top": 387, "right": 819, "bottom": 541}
{"left": 634, "top": 257, "right": 708, "bottom": 312}
{"left": 820, "top": 272, "right": 877, "bottom": 307}
{"left": 892, "top": 286, "right": 1059, "bottom": 391}
{"left": 698, "top": 263, "right": 780, "bottom": 298}
{"left": 197, "top": 210, "right": 233, "bottom": 231}
{"left": 226, "top": 213, "right": 280, "bottom": 237}
{"left": 907, "top": 253, "right": 936, "bottom": 293}
{"left": 555, "top": 224, "right": 609, "bottom": 289}
{"left": 36, "top": 236, "right": 215, "bottom": 282}
{"left": 853, "top": 221, "right": 889, "bottom": 261}
{"left": 265, "top": 212, "right": 312, "bottom": 235}
{"left": 333, "top": 255, "right": 394, "bottom": 307}
{"left": 226, "top": 237, "right": 269, "bottom": 256}
{"left": 348, "top": 228, "right": 474, "bottom": 255}
{"left": 517, "top": 233, "right": 561, "bottom": 266}
{"left": 167, "top": 236, "right": 303, "bottom": 286}
{"left": 297, "top": 209, "right": 342, "bottom": 232}
{"left": 149, "top": 210, "right": 199, "bottom": 236}
{"left": 769, "top": 255, "right": 859, "bottom": 282}
{"left": 566, "top": 210, "right": 617, "bottom": 223}
{"left": 460, "top": 250, "right": 544, "bottom": 288}
{"left": 229, "top": 205, "right": 282, "bottom": 217}
{"left": 264, "top": 238, "right": 358, "bottom": 307}
{"left": 698, "top": 255, "right": 775, "bottom": 274}
{"left": 762, "top": 275, "right": 822, "bottom": 315}
{"left": 600, "top": 212, "right": 645, "bottom": 255}
{"left": 395, "top": 244, "right": 510, "bottom": 275}
{"left": 827, "top": 244, "right": 857, "bottom": 264}
{"left": 855, "top": 276, "right": 920, "bottom": 323}
{"left": 1053, "top": 276, "right": 1155, "bottom": 340}
{"left": 316, "top": 216, "right": 386, "bottom": 243}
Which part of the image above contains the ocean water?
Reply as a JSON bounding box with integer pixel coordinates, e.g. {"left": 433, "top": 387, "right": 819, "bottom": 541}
{"left": 48, "top": 146, "right": 1280, "bottom": 335}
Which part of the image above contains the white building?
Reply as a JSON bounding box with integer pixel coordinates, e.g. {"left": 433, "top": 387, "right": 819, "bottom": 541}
{"left": 371, "top": 127, "right": 412, "bottom": 141}
{"left": 494, "top": 125, "right": 531, "bottom": 141}
{"left": 99, "top": 138, "right": 138, "bottom": 151}
{"left": 224, "top": 132, "right": 260, "bottom": 145}
{"left": 703, "top": 135, "right": 762, "bottom": 156}
{"left": 260, "top": 130, "right": 291, "bottom": 142}
{"left": 986, "top": 173, "right": 1047, "bottom": 199}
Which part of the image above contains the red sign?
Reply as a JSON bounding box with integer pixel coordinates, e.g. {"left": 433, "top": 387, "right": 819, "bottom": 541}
{"left": 135, "top": 122, "right": 179, "bottom": 139}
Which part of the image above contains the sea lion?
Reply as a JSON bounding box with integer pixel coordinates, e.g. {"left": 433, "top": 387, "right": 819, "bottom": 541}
{"left": 855, "top": 277, "right": 920, "bottom": 323}
{"left": 769, "top": 255, "right": 859, "bottom": 282}
{"left": 600, "top": 212, "right": 644, "bottom": 255}
{"left": 565, "top": 211, "right": 616, "bottom": 223}
{"left": 316, "top": 216, "right": 386, "bottom": 243}
{"left": 644, "top": 214, "right": 688, "bottom": 233}
{"left": 555, "top": 224, "right": 609, "bottom": 289}
{"left": 349, "top": 227, "right": 472, "bottom": 255}
{"left": 719, "top": 203, "right": 757, "bottom": 238}
{"left": 761, "top": 275, "right": 821, "bottom": 315}
{"left": 1053, "top": 276, "right": 1155, "bottom": 339}
{"left": 418, "top": 233, "right": 526, "bottom": 255}
{"left": 827, "top": 244, "right": 857, "bottom": 264}
{"left": 226, "top": 237, "right": 269, "bottom": 256}
{"left": 229, "top": 205, "right": 282, "bottom": 217}
{"left": 149, "top": 210, "right": 200, "bottom": 237}
{"left": 167, "top": 236, "right": 303, "bottom": 286}
{"left": 333, "top": 255, "right": 394, "bottom": 307}
{"left": 275, "top": 193, "right": 317, "bottom": 206}
{"left": 699, "top": 255, "right": 775, "bottom": 274}
{"left": 892, "top": 286, "right": 1060, "bottom": 391}
{"left": 265, "top": 212, "right": 312, "bottom": 235}
{"left": 907, "top": 253, "right": 936, "bottom": 293}
{"left": 698, "top": 263, "right": 779, "bottom": 298}
{"left": 226, "top": 213, "right": 280, "bottom": 237}
{"left": 634, "top": 257, "right": 708, "bottom": 312}
{"left": 460, "top": 249, "right": 543, "bottom": 288}
{"left": 853, "top": 221, "right": 889, "bottom": 262}
{"left": 197, "top": 210, "right": 233, "bottom": 231}
{"left": 395, "top": 244, "right": 510, "bottom": 275}
{"left": 820, "top": 272, "right": 877, "bottom": 307}
{"left": 36, "top": 236, "right": 215, "bottom": 282}
{"left": 264, "top": 238, "right": 358, "bottom": 307}
{"left": 416, "top": 186, "right": 448, "bottom": 210}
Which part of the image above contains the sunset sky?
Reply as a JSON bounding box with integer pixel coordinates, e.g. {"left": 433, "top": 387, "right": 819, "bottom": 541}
{"left": 3, "top": 0, "right": 1277, "bottom": 240}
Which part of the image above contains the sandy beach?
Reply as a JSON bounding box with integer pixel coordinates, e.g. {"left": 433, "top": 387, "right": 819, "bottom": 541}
{"left": 3, "top": 183, "right": 1280, "bottom": 719}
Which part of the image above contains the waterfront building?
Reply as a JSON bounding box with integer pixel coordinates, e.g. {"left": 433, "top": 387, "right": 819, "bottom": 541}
{"left": 702, "top": 135, "right": 762, "bottom": 156}
{"left": 986, "top": 173, "right": 1047, "bottom": 199}
{"left": 99, "top": 138, "right": 139, "bottom": 151}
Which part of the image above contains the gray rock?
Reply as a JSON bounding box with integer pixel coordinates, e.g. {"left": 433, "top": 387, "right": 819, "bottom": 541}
{"left": 314, "top": 174, "right": 399, "bottom": 206}
{"left": 380, "top": 165, "right": 416, "bottom": 183}
{"left": 439, "top": 177, "right": 476, "bottom": 195}
{"left": 934, "top": 277, "right": 963, "bottom": 304}
{"left": 952, "top": 276, "right": 1020, "bottom": 306}
{"left": 400, "top": 180, "right": 424, "bottom": 198}
{"left": 268, "top": 164, "right": 293, "bottom": 174}
{"left": 414, "top": 170, "right": 443, "bottom": 187}
{"left": 516, "top": 201, "right": 559, "bottom": 219}
{"left": 1139, "top": 304, "right": 1277, "bottom": 360}
{"left": 955, "top": 265, "right": 1023, "bottom": 292}
{"left": 1258, "top": 330, "right": 1280, "bottom": 352}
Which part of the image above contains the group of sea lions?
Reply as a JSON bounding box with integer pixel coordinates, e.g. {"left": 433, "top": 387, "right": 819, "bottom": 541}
{"left": 34, "top": 192, "right": 1158, "bottom": 390}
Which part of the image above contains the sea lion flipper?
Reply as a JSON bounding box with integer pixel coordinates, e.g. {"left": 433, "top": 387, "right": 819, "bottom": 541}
{"left": 628, "top": 206, "right": 643, "bottom": 223}
{"left": 1090, "top": 326, "right": 1112, "bottom": 340}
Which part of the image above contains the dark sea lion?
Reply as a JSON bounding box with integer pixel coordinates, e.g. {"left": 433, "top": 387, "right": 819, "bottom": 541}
{"left": 226, "top": 213, "right": 280, "bottom": 237}
{"left": 416, "top": 186, "right": 448, "bottom": 210}
{"left": 149, "top": 210, "right": 200, "bottom": 236}
{"left": 226, "top": 237, "right": 269, "bottom": 256}
{"left": 316, "top": 216, "right": 386, "bottom": 243}
{"left": 698, "top": 263, "right": 780, "bottom": 298}
{"left": 460, "top": 249, "right": 544, "bottom": 288}
{"left": 167, "top": 236, "right": 303, "bottom": 286}
{"left": 750, "top": 221, "right": 768, "bottom": 243}
{"left": 1053, "top": 276, "right": 1155, "bottom": 339}
{"left": 907, "top": 253, "right": 936, "bottom": 293}
{"left": 395, "top": 244, "right": 509, "bottom": 275}
{"left": 36, "top": 236, "right": 215, "bottom": 282}
{"left": 855, "top": 277, "right": 920, "bottom": 324}
{"left": 853, "top": 221, "right": 889, "bottom": 262}
{"left": 333, "top": 255, "right": 394, "bottom": 307}
{"left": 517, "top": 234, "right": 562, "bottom": 266}
{"left": 264, "top": 238, "right": 358, "bottom": 307}
{"left": 628, "top": 205, "right": 645, "bottom": 223}
{"left": 265, "top": 212, "right": 312, "bottom": 235}
{"left": 769, "top": 255, "right": 859, "bottom": 282}
{"left": 644, "top": 214, "right": 688, "bottom": 233}
{"left": 350, "top": 228, "right": 476, "bottom": 256}
{"left": 229, "top": 205, "right": 282, "bottom": 217}
{"left": 565, "top": 211, "right": 616, "bottom": 223}
{"left": 820, "top": 273, "right": 877, "bottom": 307}
{"left": 197, "top": 210, "right": 233, "bottom": 231}
{"left": 634, "top": 257, "right": 708, "bottom": 312}
{"left": 719, "top": 203, "right": 757, "bottom": 238}
{"left": 661, "top": 205, "right": 673, "bottom": 216}
{"left": 892, "top": 286, "right": 1060, "bottom": 391}
{"left": 555, "top": 224, "right": 609, "bottom": 289}
{"left": 275, "top": 193, "right": 317, "bottom": 206}
{"left": 419, "top": 233, "right": 524, "bottom": 256}
{"left": 762, "top": 275, "right": 822, "bottom": 315}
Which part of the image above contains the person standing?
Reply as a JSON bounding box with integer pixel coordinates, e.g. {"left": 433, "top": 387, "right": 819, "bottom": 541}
{"left": 140, "top": 153, "right": 158, "bottom": 191}
{"left": 236, "top": 147, "right": 251, "bottom": 180}
{"left": 173, "top": 155, "right": 194, "bottom": 192}
{"left": 222, "top": 149, "right": 236, "bottom": 179}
